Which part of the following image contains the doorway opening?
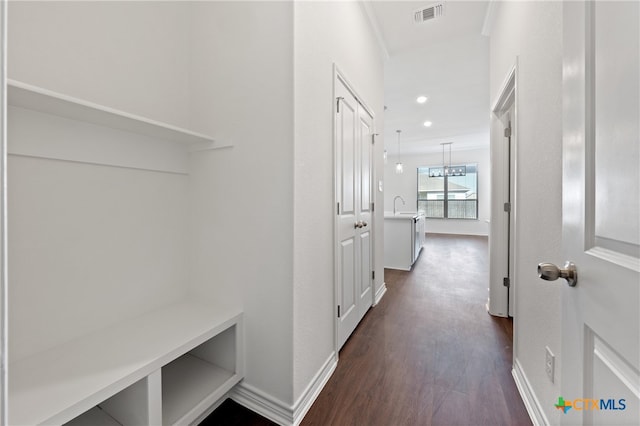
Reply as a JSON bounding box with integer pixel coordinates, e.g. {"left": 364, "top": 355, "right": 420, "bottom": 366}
{"left": 489, "top": 63, "right": 517, "bottom": 318}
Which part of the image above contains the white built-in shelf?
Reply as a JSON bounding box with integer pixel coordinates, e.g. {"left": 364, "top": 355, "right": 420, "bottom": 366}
{"left": 9, "top": 301, "right": 243, "bottom": 425}
{"left": 64, "top": 407, "right": 120, "bottom": 426}
{"left": 7, "top": 79, "right": 230, "bottom": 151}
{"left": 162, "top": 354, "right": 235, "bottom": 425}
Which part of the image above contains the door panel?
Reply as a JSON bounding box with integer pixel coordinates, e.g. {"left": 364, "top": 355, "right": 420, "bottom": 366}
{"left": 340, "top": 238, "right": 356, "bottom": 319}
{"left": 593, "top": 1, "right": 640, "bottom": 251}
{"left": 562, "top": 2, "right": 639, "bottom": 425}
{"left": 340, "top": 97, "right": 357, "bottom": 216}
{"left": 359, "top": 230, "right": 371, "bottom": 319}
{"left": 359, "top": 117, "right": 371, "bottom": 213}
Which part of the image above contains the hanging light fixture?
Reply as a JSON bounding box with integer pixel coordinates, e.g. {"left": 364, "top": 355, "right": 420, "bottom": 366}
{"left": 429, "top": 142, "right": 466, "bottom": 177}
{"left": 395, "top": 130, "right": 404, "bottom": 174}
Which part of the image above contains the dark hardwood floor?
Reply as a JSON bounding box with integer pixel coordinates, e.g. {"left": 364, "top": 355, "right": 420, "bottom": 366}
{"left": 206, "top": 234, "right": 531, "bottom": 425}
{"left": 200, "top": 399, "right": 277, "bottom": 426}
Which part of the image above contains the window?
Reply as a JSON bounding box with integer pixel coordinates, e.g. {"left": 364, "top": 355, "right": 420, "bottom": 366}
{"left": 417, "top": 164, "right": 478, "bottom": 219}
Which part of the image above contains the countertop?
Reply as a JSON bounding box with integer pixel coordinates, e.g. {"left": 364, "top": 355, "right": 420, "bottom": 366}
{"left": 384, "top": 212, "right": 423, "bottom": 220}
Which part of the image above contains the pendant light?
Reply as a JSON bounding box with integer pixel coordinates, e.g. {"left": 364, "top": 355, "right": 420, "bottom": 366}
{"left": 395, "top": 130, "right": 404, "bottom": 174}
{"left": 428, "top": 142, "right": 466, "bottom": 177}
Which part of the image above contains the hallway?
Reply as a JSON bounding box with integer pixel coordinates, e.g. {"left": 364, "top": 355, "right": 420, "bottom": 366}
{"left": 301, "top": 234, "right": 531, "bottom": 425}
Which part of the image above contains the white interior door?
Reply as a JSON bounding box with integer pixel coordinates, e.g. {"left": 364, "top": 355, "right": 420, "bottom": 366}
{"left": 356, "top": 102, "right": 373, "bottom": 321}
{"left": 335, "top": 75, "right": 373, "bottom": 350}
{"left": 559, "top": 2, "right": 639, "bottom": 424}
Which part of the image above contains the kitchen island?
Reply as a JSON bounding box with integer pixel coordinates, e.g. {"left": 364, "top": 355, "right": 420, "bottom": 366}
{"left": 384, "top": 212, "right": 425, "bottom": 270}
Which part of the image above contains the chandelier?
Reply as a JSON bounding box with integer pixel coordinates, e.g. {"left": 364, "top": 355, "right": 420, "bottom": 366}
{"left": 428, "top": 142, "right": 466, "bottom": 178}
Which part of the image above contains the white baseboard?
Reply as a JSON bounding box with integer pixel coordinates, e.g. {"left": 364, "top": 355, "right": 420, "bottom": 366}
{"left": 230, "top": 352, "right": 337, "bottom": 426}
{"left": 373, "top": 283, "right": 387, "bottom": 306}
{"left": 512, "top": 358, "right": 550, "bottom": 426}
{"left": 231, "top": 382, "right": 292, "bottom": 425}
{"left": 292, "top": 352, "right": 337, "bottom": 425}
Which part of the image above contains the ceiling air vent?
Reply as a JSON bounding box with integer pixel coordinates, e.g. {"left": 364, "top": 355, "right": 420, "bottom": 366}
{"left": 414, "top": 3, "right": 445, "bottom": 24}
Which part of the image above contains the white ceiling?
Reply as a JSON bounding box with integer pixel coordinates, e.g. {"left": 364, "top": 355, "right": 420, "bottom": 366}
{"left": 366, "top": 1, "right": 491, "bottom": 156}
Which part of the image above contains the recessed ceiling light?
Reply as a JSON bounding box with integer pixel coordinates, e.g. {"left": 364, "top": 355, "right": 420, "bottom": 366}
{"left": 416, "top": 96, "right": 428, "bottom": 104}
{"left": 423, "top": 121, "right": 433, "bottom": 127}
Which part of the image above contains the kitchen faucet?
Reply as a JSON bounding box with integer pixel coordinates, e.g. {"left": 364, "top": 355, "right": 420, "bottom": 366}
{"left": 393, "top": 195, "right": 405, "bottom": 215}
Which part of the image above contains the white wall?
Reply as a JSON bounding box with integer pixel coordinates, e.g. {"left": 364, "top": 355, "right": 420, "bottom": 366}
{"left": 187, "top": 1, "right": 295, "bottom": 406}
{"left": 489, "top": 2, "right": 563, "bottom": 424}
{"left": 292, "top": 0, "right": 384, "bottom": 404}
{"left": 384, "top": 147, "right": 490, "bottom": 236}
{"left": 7, "top": 1, "right": 192, "bottom": 361}
{"left": 8, "top": 1, "right": 191, "bottom": 128}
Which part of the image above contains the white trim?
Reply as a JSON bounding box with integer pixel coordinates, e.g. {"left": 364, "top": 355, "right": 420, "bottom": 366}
{"left": 373, "top": 283, "right": 387, "bottom": 306}
{"left": 292, "top": 352, "right": 338, "bottom": 425}
{"left": 360, "top": 0, "right": 390, "bottom": 61}
{"left": 512, "top": 358, "right": 549, "bottom": 426}
{"left": 0, "top": 0, "right": 7, "bottom": 423}
{"left": 334, "top": 67, "right": 375, "bottom": 120}
{"left": 593, "top": 335, "right": 640, "bottom": 400}
{"left": 230, "top": 352, "right": 338, "bottom": 426}
{"left": 231, "top": 383, "right": 293, "bottom": 426}
{"left": 587, "top": 246, "right": 640, "bottom": 273}
{"left": 492, "top": 64, "right": 516, "bottom": 115}
{"left": 489, "top": 60, "right": 519, "bottom": 319}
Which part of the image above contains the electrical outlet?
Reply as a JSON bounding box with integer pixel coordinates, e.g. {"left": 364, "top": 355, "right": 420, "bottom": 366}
{"left": 545, "top": 346, "right": 555, "bottom": 383}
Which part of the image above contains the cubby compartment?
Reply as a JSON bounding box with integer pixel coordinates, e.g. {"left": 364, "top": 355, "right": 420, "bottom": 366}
{"left": 162, "top": 325, "right": 240, "bottom": 425}
{"left": 64, "top": 408, "right": 121, "bottom": 426}
{"left": 9, "top": 302, "right": 243, "bottom": 425}
{"left": 65, "top": 371, "right": 161, "bottom": 426}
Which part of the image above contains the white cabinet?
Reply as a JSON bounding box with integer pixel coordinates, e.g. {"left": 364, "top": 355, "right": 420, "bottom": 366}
{"left": 384, "top": 213, "right": 425, "bottom": 271}
{"left": 6, "top": 81, "right": 242, "bottom": 425}
{"left": 414, "top": 215, "right": 425, "bottom": 264}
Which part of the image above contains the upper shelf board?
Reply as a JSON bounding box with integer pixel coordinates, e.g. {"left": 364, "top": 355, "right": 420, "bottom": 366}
{"left": 7, "top": 80, "right": 230, "bottom": 149}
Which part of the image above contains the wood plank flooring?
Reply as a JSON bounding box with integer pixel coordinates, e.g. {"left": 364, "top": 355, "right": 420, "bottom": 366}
{"left": 301, "top": 234, "right": 531, "bottom": 426}
{"left": 205, "top": 234, "right": 531, "bottom": 425}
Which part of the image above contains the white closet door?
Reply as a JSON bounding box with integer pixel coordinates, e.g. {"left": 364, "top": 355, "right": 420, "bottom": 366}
{"left": 335, "top": 75, "right": 373, "bottom": 350}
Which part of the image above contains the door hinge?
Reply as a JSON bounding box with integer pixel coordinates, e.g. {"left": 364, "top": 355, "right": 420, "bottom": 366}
{"left": 337, "top": 202, "right": 340, "bottom": 215}
{"left": 337, "top": 305, "right": 341, "bottom": 318}
{"left": 371, "top": 202, "right": 375, "bottom": 212}
{"left": 503, "top": 277, "right": 511, "bottom": 287}
{"left": 504, "top": 127, "right": 512, "bottom": 138}
{"left": 372, "top": 133, "right": 378, "bottom": 144}
{"left": 336, "top": 96, "right": 344, "bottom": 113}
{"left": 372, "top": 270, "right": 375, "bottom": 280}
{"left": 504, "top": 202, "right": 511, "bottom": 213}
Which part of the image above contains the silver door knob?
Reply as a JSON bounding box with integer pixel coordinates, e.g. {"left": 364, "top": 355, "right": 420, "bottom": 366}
{"left": 538, "top": 261, "right": 577, "bottom": 287}
{"left": 361, "top": 221, "right": 367, "bottom": 227}
{"left": 354, "top": 221, "right": 363, "bottom": 229}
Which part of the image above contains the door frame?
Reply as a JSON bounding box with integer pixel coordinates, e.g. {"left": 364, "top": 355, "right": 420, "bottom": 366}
{"left": 0, "top": 0, "right": 7, "bottom": 422}
{"left": 332, "top": 64, "right": 376, "bottom": 355}
{"left": 489, "top": 61, "right": 519, "bottom": 319}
